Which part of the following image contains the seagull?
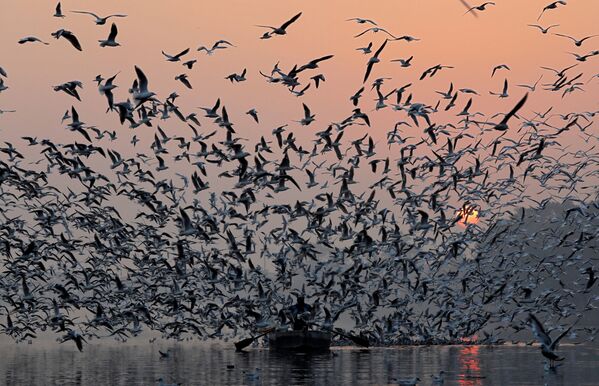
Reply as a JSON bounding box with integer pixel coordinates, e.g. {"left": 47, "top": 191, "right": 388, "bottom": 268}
{"left": 53, "top": 2, "right": 65, "bottom": 18}
{"left": 225, "top": 69, "right": 247, "bottom": 83}
{"left": 583, "top": 267, "right": 597, "bottom": 291}
{"left": 350, "top": 86, "right": 365, "bottom": 106}
{"left": 489, "top": 78, "right": 509, "bottom": 98}
{"left": 162, "top": 48, "right": 190, "bottom": 62}
{"left": 540, "top": 63, "right": 577, "bottom": 77}
{"left": 346, "top": 18, "right": 377, "bottom": 25}
{"left": 132, "top": 66, "right": 156, "bottom": 105}
{"left": 54, "top": 81, "right": 83, "bottom": 100}
{"left": 197, "top": 40, "right": 234, "bottom": 55}
{"left": 96, "top": 73, "right": 119, "bottom": 110}
{"left": 420, "top": 64, "right": 453, "bottom": 80}
{"left": 491, "top": 64, "right": 510, "bottom": 77}
{"left": 389, "top": 35, "right": 420, "bottom": 42}
{"left": 458, "top": 98, "right": 472, "bottom": 116}
{"left": 356, "top": 42, "right": 373, "bottom": 54}
{"left": 296, "top": 103, "right": 315, "bottom": 126}
{"left": 99, "top": 23, "right": 120, "bottom": 47}
{"left": 354, "top": 28, "right": 396, "bottom": 39}
{"left": 553, "top": 33, "right": 598, "bottom": 47}
{"left": 297, "top": 55, "right": 334, "bottom": 72}
{"left": 311, "top": 74, "right": 325, "bottom": 88}
{"left": 246, "top": 109, "right": 259, "bottom": 123}
{"left": 528, "top": 314, "right": 575, "bottom": 368}
{"left": 363, "top": 39, "right": 387, "bottom": 83}
{"left": 569, "top": 50, "right": 599, "bottom": 62}
{"left": 459, "top": 88, "right": 479, "bottom": 95}
{"left": 538, "top": 1, "right": 567, "bottom": 21}
{"left": 60, "top": 330, "right": 87, "bottom": 352}
{"left": 256, "top": 12, "right": 302, "bottom": 38}
{"left": 528, "top": 24, "right": 559, "bottom": 34}
{"left": 18, "top": 37, "right": 49, "bottom": 45}
{"left": 71, "top": 10, "right": 127, "bottom": 25}
{"left": 436, "top": 82, "right": 454, "bottom": 99}
{"left": 51, "top": 29, "right": 82, "bottom": 51}
{"left": 516, "top": 75, "right": 543, "bottom": 91}
{"left": 463, "top": 2, "right": 495, "bottom": 15}
{"left": 199, "top": 98, "right": 220, "bottom": 118}
{"left": 175, "top": 74, "right": 193, "bottom": 89}
{"left": 182, "top": 59, "right": 197, "bottom": 69}
{"left": 391, "top": 56, "right": 413, "bottom": 67}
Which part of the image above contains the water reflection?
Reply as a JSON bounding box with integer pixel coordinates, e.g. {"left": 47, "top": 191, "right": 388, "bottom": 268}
{"left": 458, "top": 345, "right": 483, "bottom": 386}
{"left": 0, "top": 343, "right": 597, "bottom": 385}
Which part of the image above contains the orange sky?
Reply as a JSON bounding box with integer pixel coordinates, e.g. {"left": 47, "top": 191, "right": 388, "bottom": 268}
{"left": 1, "top": 1, "right": 597, "bottom": 144}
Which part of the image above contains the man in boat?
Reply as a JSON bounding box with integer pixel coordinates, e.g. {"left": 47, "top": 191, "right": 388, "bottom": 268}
{"left": 285, "top": 296, "right": 313, "bottom": 331}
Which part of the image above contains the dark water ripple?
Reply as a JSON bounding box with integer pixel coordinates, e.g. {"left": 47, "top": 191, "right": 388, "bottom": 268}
{"left": 0, "top": 343, "right": 597, "bottom": 385}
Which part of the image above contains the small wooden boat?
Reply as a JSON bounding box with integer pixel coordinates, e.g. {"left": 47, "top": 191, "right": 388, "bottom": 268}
{"left": 268, "top": 330, "right": 331, "bottom": 352}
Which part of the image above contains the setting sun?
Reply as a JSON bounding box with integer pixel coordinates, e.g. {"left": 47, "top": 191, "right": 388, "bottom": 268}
{"left": 458, "top": 205, "right": 479, "bottom": 226}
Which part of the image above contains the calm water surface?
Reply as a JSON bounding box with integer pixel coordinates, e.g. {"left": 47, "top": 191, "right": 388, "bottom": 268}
{"left": 0, "top": 342, "right": 597, "bottom": 385}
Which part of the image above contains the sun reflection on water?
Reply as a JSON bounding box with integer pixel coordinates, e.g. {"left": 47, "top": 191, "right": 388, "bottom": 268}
{"left": 458, "top": 345, "right": 484, "bottom": 386}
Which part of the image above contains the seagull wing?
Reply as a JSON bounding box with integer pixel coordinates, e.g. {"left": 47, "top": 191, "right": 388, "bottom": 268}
{"left": 302, "top": 103, "right": 311, "bottom": 118}
{"left": 180, "top": 208, "right": 192, "bottom": 230}
{"left": 214, "top": 39, "right": 234, "bottom": 48}
{"left": 135, "top": 66, "right": 149, "bottom": 92}
{"left": 280, "top": 174, "right": 302, "bottom": 191}
{"left": 255, "top": 24, "right": 276, "bottom": 30}
{"left": 464, "top": 97, "right": 472, "bottom": 111}
{"left": 62, "top": 31, "right": 83, "bottom": 51}
{"left": 579, "top": 34, "right": 598, "bottom": 43}
{"left": 460, "top": 0, "right": 479, "bottom": 17}
{"left": 108, "top": 23, "right": 118, "bottom": 40}
{"left": 354, "top": 28, "right": 372, "bottom": 38}
{"left": 76, "top": 127, "right": 92, "bottom": 142}
{"left": 373, "top": 39, "right": 388, "bottom": 58}
{"left": 71, "top": 106, "right": 79, "bottom": 122}
{"left": 280, "top": 12, "right": 302, "bottom": 31}
{"left": 179, "top": 76, "right": 192, "bottom": 89}
{"left": 72, "top": 10, "right": 100, "bottom": 19}
{"left": 528, "top": 314, "right": 552, "bottom": 347}
{"left": 175, "top": 48, "right": 190, "bottom": 58}
{"left": 549, "top": 325, "right": 572, "bottom": 351}
{"left": 501, "top": 93, "right": 528, "bottom": 124}
{"left": 313, "top": 54, "right": 334, "bottom": 65}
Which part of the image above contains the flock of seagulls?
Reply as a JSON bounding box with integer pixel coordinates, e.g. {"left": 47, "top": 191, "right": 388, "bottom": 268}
{"left": 0, "top": 1, "right": 598, "bottom": 377}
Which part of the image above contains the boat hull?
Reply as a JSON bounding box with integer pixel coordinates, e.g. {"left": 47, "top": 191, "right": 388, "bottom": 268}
{"left": 268, "top": 330, "right": 331, "bottom": 352}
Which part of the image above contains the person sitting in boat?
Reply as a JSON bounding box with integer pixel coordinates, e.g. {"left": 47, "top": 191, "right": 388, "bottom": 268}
{"left": 287, "top": 296, "right": 313, "bottom": 331}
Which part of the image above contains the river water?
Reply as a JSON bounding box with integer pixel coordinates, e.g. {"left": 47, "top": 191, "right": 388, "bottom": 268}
{"left": 0, "top": 342, "right": 597, "bottom": 385}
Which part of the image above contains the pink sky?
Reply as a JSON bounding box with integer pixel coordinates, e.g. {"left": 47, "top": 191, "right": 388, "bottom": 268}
{"left": 0, "top": 0, "right": 597, "bottom": 148}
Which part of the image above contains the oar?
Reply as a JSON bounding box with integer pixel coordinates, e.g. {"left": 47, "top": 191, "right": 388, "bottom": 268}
{"left": 234, "top": 327, "right": 275, "bottom": 351}
{"left": 316, "top": 325, "right": 370, "bottom": 348}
